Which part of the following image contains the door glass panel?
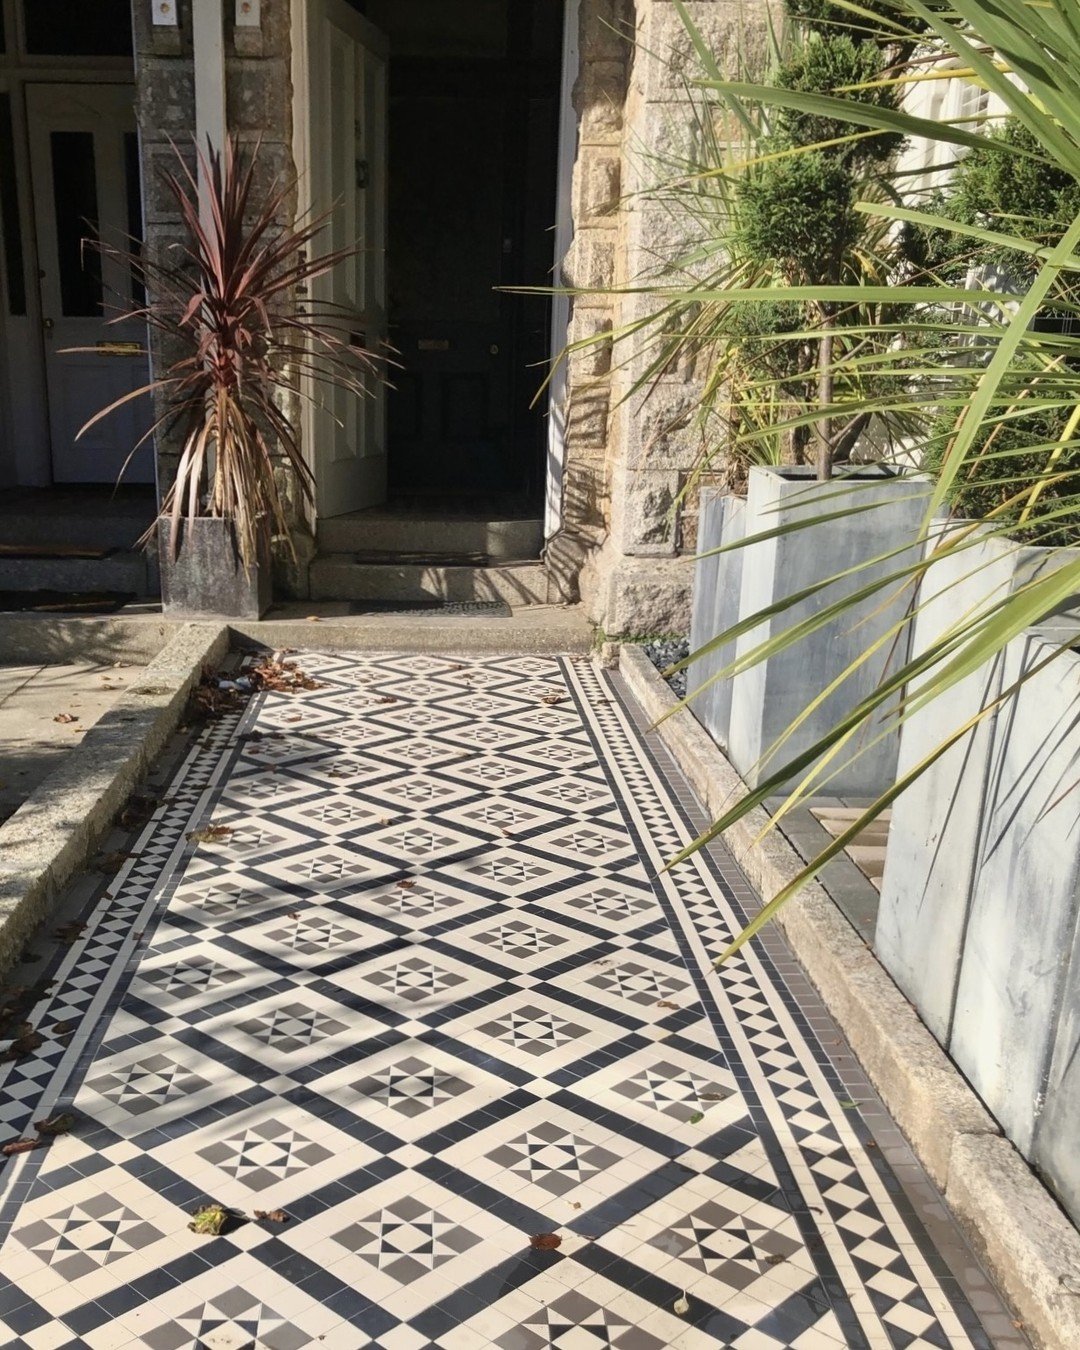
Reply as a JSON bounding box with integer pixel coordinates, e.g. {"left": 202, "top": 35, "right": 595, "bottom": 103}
{"left": 50, "top": 131, "right": 102, "bottom": 317}
{"left": 23, "top": 0, "right": 133, "bottom": 57}
{"left": 0, "top": 95, "right": 26, "bottom": 315}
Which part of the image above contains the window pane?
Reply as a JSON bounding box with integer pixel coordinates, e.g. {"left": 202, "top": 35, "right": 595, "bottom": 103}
{"left": 23, "top": 1, "right": 133, "bottom": 57}
{"left": 50, "top": 131, "right": 102, "bottom": 317}
{"left": 0, "top": 96, "right": 26, "bottom": 315}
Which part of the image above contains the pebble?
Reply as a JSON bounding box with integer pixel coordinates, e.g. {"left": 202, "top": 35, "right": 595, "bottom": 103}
{"left": 643, "top": 637, "right": 689, "bottom": 699}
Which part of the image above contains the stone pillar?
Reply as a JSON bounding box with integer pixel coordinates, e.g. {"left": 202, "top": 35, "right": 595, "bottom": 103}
{"left": 133, "top": 0, "right": 310, "bottom": 593}
{"left": 563, "top": 0, "right": 775, "bottom": 636}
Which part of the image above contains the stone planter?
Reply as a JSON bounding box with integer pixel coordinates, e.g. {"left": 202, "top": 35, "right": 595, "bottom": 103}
{"left": 688, "top": 490, "right": 745, "bottom": 751}
{"left": 158, "top": 516, "right": 271, "bottom": 620}
{"left": 874, "top": 526, "right": 1080, "bottom": 1225}
{"left": 725, "top": 464, "right": 931, "bottom": 796}
{"left": 876, "top": 525, "right": 1080, "bottom": 1042}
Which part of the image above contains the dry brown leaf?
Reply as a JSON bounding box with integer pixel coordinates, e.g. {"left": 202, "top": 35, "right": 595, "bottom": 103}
{"left": 254, "top": 1208, "right": 290, "bottom": 1223}
{"left": 34, "top": 1113, "right": 75, "bottom": 1137}
{"left": 96, "top": 851, "right": 132, "bottom": 874}
{"left": 540, "top": 694, "right": 565, "bottom": 706}
{"left": 1, "top": 1137, "right": 44, "bottom": 1156}
{"left": 397, "top": 879, "right": 417, "bottom": 890}
{"left": 186, "top": 825, "right": 233, "bottom": 845}
{"left": 53, "top": 712, "right": 78, "bottom": 724}
{"left": 529, "top": 1233, "right": 562, "bottom": 1251}
{"left": 655, "top": 1000, "right": 679, "bottom": 1010}
{"left": 54, "top": 923, "right": 86, "bottom": 946}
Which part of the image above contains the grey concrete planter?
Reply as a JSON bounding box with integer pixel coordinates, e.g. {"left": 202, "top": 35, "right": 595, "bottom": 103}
{"left": 875, "top": 525, "right": 1080, "bottom": 1225}
{"left": 688, "top": 490, "right": 745, "bottom": 751}
{"left": 158, "top": 516, "right": 271, "bottom": 620}
{"left": 876, "top": 526, "right": 1080, "bottom": 1041}
{"left": 725, "top": 465, "right": 931, "bottom": 796}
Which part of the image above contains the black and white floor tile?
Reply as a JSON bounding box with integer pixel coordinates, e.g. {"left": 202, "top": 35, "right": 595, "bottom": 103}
{"left": 0, "top": 653, "right": 1013, "bottom": 1349}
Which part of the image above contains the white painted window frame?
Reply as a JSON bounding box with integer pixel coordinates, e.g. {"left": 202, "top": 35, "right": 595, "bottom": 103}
{"left": 544, "top": 0, "right": 581, "bottom": 540}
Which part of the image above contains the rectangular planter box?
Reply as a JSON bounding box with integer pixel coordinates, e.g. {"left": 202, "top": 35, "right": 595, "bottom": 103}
{"left": 877, "top": 526, "right": 1080, "bottom": 1042}
{"left": 158, "top": 516, "right": 271, "bottom": 620}
{"left": 688, "top": 490, "right": 745, "bottom": 751}
{"left": 726, "top": 465, "right": 931, "bottom": 796}
{"left": 950, "top": 629, "right": 1080, "bottom": 1166}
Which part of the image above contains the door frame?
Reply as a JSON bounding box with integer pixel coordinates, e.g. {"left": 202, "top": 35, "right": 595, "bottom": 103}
{"left": 292, "top": 0, "right": 582, "bottom": 530}
{"left": 0, "top": 0, "right": 138, "bottom": 488}
{"left": 544, "top": 0, "right": 581, "bottom": 540}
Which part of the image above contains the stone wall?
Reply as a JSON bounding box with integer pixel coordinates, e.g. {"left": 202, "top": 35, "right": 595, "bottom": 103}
{"left": 568, "top": 0, "right": 776, "bottom": 636}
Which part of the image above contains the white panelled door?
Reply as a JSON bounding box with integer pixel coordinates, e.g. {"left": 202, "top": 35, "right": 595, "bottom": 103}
{"left": 298, "top": 0, "right": 388, "bottom": 518}
{"left": 27, "top": 83, "right": 154, "bottom": 485}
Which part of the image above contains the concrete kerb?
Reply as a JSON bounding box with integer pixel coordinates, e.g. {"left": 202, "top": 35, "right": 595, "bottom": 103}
{"left": 617, "top": 642, "right": 1080, "bottom": 1350}
{"left": 0, "top": 622, "right": 229, "bottom": 975}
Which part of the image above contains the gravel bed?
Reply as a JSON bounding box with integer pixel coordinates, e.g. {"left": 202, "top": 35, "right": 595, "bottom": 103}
{"left": 642, "top": 636, "right": 689, "bottom": 699}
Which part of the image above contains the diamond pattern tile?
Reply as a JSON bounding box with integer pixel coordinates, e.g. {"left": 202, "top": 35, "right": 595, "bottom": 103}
{"left": 0, "top": 653, "right": 1008, "bottom": 1350}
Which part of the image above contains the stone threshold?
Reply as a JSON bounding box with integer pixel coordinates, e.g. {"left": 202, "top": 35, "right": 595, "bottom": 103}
{"left": 618, "top": 641, "right": 1080, "bottom": 1350}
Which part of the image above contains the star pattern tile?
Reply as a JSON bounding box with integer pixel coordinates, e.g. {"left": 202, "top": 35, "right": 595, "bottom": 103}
{"left": 0, "top": 652, "right": 1009, "bottom": 1350}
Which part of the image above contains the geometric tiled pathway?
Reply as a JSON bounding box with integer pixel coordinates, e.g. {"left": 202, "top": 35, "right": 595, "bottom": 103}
{"left": 0, "top": 653, "right": 1020, "bottom": 1348}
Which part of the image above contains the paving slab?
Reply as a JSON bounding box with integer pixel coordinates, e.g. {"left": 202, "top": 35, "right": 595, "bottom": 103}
{"left": 0, "top": 650, "right": 1025, "bottom": 1349}
{"left": 0, "top": 661, "right": 144, "bottom": 824}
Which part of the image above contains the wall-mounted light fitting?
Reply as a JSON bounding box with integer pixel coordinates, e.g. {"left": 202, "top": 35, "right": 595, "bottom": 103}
{"left": 235, "top": 0, "right": 261, "bottom": 26}
{"left": 152, "top": 0, "right": 179, "bottom": 25}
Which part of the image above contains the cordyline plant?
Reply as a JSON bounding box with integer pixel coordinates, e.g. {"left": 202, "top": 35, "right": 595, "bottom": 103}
{"left": 77, "top": 137, "right": 383, "bottom": 569}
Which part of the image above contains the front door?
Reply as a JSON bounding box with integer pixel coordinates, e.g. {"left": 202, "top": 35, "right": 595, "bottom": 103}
{"left": 26, "top": 83, "right": 154, "bottom": 485}
{"left": 298, "top": 0, "right": 389, "bottom": 518}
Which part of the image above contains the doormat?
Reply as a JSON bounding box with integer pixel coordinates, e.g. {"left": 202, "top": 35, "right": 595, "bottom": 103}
{"left": 0, "top": 590, "right": 136, "bottom": 615}
{"left": 345, "top": 599, "right": 511, "bottom": 617}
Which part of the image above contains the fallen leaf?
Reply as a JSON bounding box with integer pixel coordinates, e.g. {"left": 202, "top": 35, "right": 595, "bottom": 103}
{"left": 655, "top": 1000, "right": 679, "bottom": 1010}
{"left": 763, "top": 1252, "right": 788, "bottom": 1266}
{"left": 699, "top": 1092, "right": 726, "bottom": 1102}
{"left": 375, "top": 695, "right": 398, "bottom": 704}
{"left": 570, "top": 1202, "right": 581, "bottom": 1210}
{"left": 397, "top": 879, "right": 417, "bottom": 890}
{"left": 254, "top": 1209, "right": 290, "bottom": 1223}
{"left": 189, "top": 1203, "right": 231, "bottom": 1236}
{"left": 529, "top": 1233, "right": 562, "bottom": 1251}
{"left": 53, "top": 712, "right": 78, "bottom": 724}
{"left": 673, "top": 1294, "right": 690, "bottom": 1315}
{"left": 306, "top": 615, "right": 322, "bottom": 622}
{"left": 54, "top": 922, "right": 86, "bottom": 946}
{"left": 540, "top": 694, "right": 564, "bottom": 706}
{"left": 283, "top": 714, "right": 303, "bottom": 723}
{"left": 34, "top": 1113, "right": 75, "bottom": 1137}
{"left": 1, "top": 1137, "right": 44, "bottom": 1156}
{"left": 96, "top": 851, "right": 132, "bottom": 874}
{"left": 688, "top": 1111, "right": 705, "bottom": 1125}
{"left": 49, "top": 1020, "right": 75, "bottom": 1036}
{"left": 2, "top": 1027, "right": 44, "bottom": 1060}
{"left": 186, "top": 825, "right": 234, "bottom": 845}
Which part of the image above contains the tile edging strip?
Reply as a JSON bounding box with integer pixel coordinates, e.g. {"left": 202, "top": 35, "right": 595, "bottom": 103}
{"left": 0, "top": 620, "right": 230, "bottom": 974}
{"left": 618, "top": 640, "right": 1080, "bottom": 1350}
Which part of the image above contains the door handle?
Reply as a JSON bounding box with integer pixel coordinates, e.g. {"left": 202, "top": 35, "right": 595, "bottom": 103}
{"left": 42, "top": 317, "right": 54, "bottom": 338}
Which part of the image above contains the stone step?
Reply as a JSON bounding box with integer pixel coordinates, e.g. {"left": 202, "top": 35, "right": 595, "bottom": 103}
{"left": 0, "top": 550, "right": 158, "bottom": 596}
{"left": 0, "top": 509, "right": 154, "bottom": 552}
{"left": 309, "top": 554, "right": 551, "bottom": 605}
{"left": 316, "top": 513, "right": 543, "bottom": 561}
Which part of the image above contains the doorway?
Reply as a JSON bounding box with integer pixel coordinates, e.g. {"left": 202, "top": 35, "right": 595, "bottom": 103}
{"left": 362, "top": 0, "right": 564, "bottom": 512}
{"left": 26, "top": 82, "right": 153, "bottom": 484}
